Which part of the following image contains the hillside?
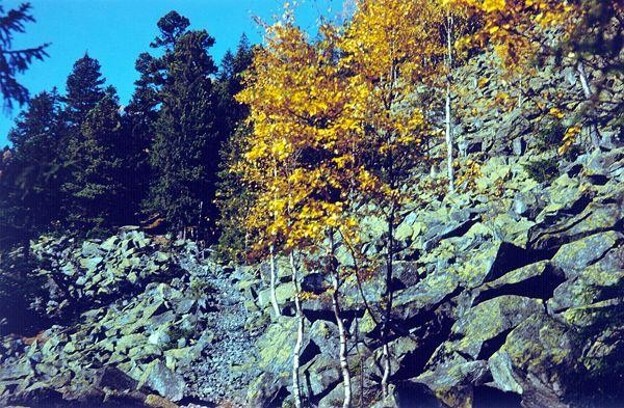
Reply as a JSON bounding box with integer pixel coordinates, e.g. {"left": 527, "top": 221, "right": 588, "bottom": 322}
{"left": 1, "top": 1, "right": 624, "bottom": 408}
{"left": 2, "top": 42, "right": 624, "bottom": 406}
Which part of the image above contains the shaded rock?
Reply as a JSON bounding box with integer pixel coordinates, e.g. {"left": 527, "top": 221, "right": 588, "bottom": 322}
{"left": 416, "top": 356, "right": 488, "bottom": 408}
{"left": 140, "top": 360, "right": 186, "bottom": 402}
{"left": 301, "top": 354, "right": 342, "bottom": 398}
{"left": 309, "top": 320, "right": 340, "bottom": 360}
{"left": 488, "top": 314, "right": 574, "bottom": 408}
{"left": 529, "top": 195, "right": 623, "bottom": 252}
{"left": 551, "top": 231, "right": 622, "bottom": 278}
{"left": 247, "top": 372, "right": 286, "bottom": 407}
{"left": 301, "top": 273, "right": 331, "bottom": 295}
{"left": 98, "top": 366, "right": 138, "bottom": 391}
{"left": 317, "top": 375, "right": 379, "bottom": 408}
{"left": 422, "top": 211, "right": 479, "bottom": 252}
{"left": 392, "top": 271, "right": 460, "bottom": 324}
{"left": 550, "top": 246, "right": 624, "bottom": 313}
{"left": 451, "top": 296, "right": 544, "bottom": 359}
{"left": 475, "top": 261, "right": 565, "bottom": 305}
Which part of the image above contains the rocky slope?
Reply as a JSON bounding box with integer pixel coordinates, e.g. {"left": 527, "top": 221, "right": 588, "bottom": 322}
{"left": 1, "top": 52, "right": 624, "bottom": 408}
{"left": 0, "top": 232, "right": 263, "bottom": 407}
{"left": 243, "top": 147, "right": 624, "bottom": 408}
{"left": 3, "top": 147, "right": 621, "bottom": 408}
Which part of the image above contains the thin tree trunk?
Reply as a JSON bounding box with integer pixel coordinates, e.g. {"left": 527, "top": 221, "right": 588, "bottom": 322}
{"left": 354, "top": 318, "right": 365, "bottom": 408}
{"left": 333, "top": 279, "right": 352, "bottom": 408}
{"left": 380, "top": 208, "right": 395, "bottom": 399}
{"left": 290, "top": 252, "right": 304, "bottom": 408}
{"left": 445, "top": 12, "right": 455, "bottom": 193}
{"left": 269, "top": 244, "right": 281, "bottom": 317}
{"left": 577, "top": 61, "right": 601, "bottom": 150}
{"left": 329, "top": 232, "right": 351, "bottom": 408}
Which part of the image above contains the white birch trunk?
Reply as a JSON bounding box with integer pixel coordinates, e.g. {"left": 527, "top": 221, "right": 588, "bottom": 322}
{"left": 332, "top": 273, "right": 351, "bottom": 408}
{"left": 269, "top": 244, "right": 281, "bottom": 317}
{"left": 577, "top": 61, "right": 601, "bottom": 149}
{"left": 290, "top": 252, "right": 304, "bottom": 408}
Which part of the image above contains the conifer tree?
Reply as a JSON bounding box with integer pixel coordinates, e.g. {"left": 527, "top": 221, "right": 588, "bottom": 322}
{"left": 5, "top": 90, "right": 63, "bottom": 242}
{"left": 214, "top": 35, "right": 255, "bottom": 262}
{"left": 0, "top": 2, "right": 49, "bottom": 110}
{"left": 215, "top": 34, "right": 254, "bottom": 142}
{"left": 146, "top": 11, "right": 219, "bottom": 239}
{"left": 123, "top": 52, "right": 161, "bottom": 220}
{"left": 63, "top": 88, "right": 127, "bottom": 234}
{"left": 60, "top": 54, "right": 110, "bottom": 233}
{"left": 63, "top": 53, "right": 106, "bottom": 124}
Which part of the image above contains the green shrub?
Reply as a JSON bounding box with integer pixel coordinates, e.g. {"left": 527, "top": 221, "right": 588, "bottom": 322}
{"left": 523, "top": 156, "right": 560, "bottom": 184}
{"left": 534, "top": 121, "right": 566, "bottom": 151}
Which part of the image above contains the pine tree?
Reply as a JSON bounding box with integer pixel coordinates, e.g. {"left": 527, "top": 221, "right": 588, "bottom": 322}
{"left": 0, "top": 147, "right": 21, "bottom": 250}
{"left": 63, "top": 53, "right": 106, "bottom": 124}
{"left": 122, "top": 52, "right": 161, "bottom": 221}
{"left": 63, "top": 88, "right": 127, "bottom": 234}
{"left": 0, "top": 2, "right": 49, "bottom": 110}
{"left": 60, "top": 54, "right": 107, "bottom": 232}
{"left": 4, "top": 90, "right": 63, "bottom": 242}
{"left": 146, "top": 11, "right": 219, "bottom": 239}
{"left": 215, "top": 34, "right": 254, "bottom": 142}
{"left": 214, "top": 35, "right": 255, "bottom": 261}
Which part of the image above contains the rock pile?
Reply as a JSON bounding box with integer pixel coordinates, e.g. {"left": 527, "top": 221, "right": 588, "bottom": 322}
{"left": 0, "top": 232, "right": 262, "bottom": 407}
{"left": 242, "top": 147, "right": 624, "bottom": 408}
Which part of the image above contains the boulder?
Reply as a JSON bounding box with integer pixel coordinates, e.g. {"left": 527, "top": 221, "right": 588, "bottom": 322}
{"left": 139, "top": 361, "right": 186, "bottom": 402}
{"left": 451, "top": 295, "right": 544, "bottom": 359}
{"left": 488, "top": 315, "right": 574, "bottom": 408}
{"left": 551, "top": 231, "right": 622, "bottom": 278}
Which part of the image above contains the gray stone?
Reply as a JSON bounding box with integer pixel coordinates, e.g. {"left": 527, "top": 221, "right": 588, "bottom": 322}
{"left": 139, "top": 360, "right": 186, "bottom": 402}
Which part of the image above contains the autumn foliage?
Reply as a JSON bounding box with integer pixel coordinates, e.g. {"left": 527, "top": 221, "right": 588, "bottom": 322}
{"left": 226, "top": 0, "right": 619, "bottom": 405}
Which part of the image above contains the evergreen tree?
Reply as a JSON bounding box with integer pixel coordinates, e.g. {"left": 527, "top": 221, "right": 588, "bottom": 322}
{"left": 122, "top": 53, "right": 161, "bottom": 220}
{"left": 4, "top": 90, "right": 63, "bottom": 242}
{"left": 145, "top": 11, "right": 219, "bottom": 239}
{"left": 214, "top": 34, "right": 254, "bottom": 142}
{"left": 63, "top": 88, "right": 127, "bottom": 234}
{"left": 214, "top": 35, "right": 255, "bottom": 261}
{"left": 60, "top": 55, "right": 127, "bottom": 235}
{"left": 62, "top": 53, "right": 106, "bottom": 124}
{"left": 0, "top": 2, "right": 49, "bottom": 110}
{"left": 215, "top": 124, "right": 256, "bottom": 262}
{"left": 0, "top": 147, "right": 20, "bottom": 249}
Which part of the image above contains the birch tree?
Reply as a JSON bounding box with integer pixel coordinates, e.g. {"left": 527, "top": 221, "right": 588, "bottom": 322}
{"left": 341, "top": 0, "right": 435, "bottom": 398}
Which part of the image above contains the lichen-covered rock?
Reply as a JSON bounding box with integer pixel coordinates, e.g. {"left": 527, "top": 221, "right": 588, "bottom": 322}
{"left": 551, "top": 231, "right": 623, "bottom": 278}
{"left": 139, "top": 360, "right": 186, "bottom": 402}
{"left": 488, "top": 314, "right": 574, "bottom": 408}
{"left": 451, "top": 295, "right": 544, "bottom": 359}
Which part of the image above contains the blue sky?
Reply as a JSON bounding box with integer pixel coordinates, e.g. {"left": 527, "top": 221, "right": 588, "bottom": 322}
{"left": 1, "top": 0, "right": 347, "bottom": 147}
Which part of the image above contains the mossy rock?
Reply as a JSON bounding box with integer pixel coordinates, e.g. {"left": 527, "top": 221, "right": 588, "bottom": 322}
{"left": 551, "top": 247, "right": 624, "bottom": 312}
{"left": 452, "top": 295, "right": 544, "bottom": 358}
{"left": 488, "top": 314, "right": 574, "bottom": 407}
{"left": 552, "top": 231, "right": 622, "bottom": 278}
{"left": 255, "top": 317, "right": 300, "bottom": 374}
{"left": 393, "top": 271, "right": 460, "bottom": 322}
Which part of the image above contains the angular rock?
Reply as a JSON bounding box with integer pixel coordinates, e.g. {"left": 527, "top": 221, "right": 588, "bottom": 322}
{"left": 552, "top": 231, "right": 622, "bottom": 278}
{"left": 488, "top": 314, "right": 574, "bottom": 408}
{"left": 139, "top": 361, "right": 185, "bottom": 402}
{"left": 451, "top": 295, "right": 544, "bottom": 359}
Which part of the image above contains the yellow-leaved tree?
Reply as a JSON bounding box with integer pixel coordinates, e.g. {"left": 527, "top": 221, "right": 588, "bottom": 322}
{"left": 451, "top": 0, "right": 614, "bottom": 152}
{"left": 236, "top": 16, "right": 365, "bottom": 407}
{"left": 341, "top": 0, "right": 435, "bottom": 399}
